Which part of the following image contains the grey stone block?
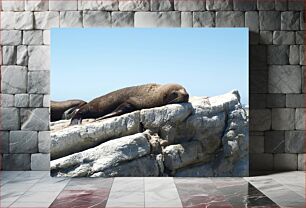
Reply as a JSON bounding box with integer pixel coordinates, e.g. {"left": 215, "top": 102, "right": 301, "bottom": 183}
{"left": 264, "top": 131, "right": 285, "bottom": 153}
{"left": 1, "top": 66, "right": 27, "bottom": 94}
{"left": 249, "top": 136, "right": 264, "bottom": 153}
{"left": 3, "top": 46, "right": 17, "bottom": 65}
{"left": 0, "top": 108, "right": 19, "bottom": 130}
{"left": 31, "top": 153, "right": 50, "bottom": 170}
{"left": 193, "top": 12, "right": 215, "bottom": 27}
{"left": 250, "top": 153, "right": 273, "bottom": 170}
{"left": 151, "top": 0, "right": 173, "bottom": 11}
{"left": 295, "top": 108, "right": 304, "bottom": 130}
{"left": 273, "top": 31, "right": 295, "bottom": 45}
{"left": 245, "top": 11, "right": 259, "bottom": 32}
{"left": 2, "top": 1, "right": 24, "bottom": 11}
{"left": 28, "top": 71, "right": 50, "bottom": 94}
{"left": 15, "top": 94, "right": 29, "bottom": 107}
{"left": 0, "top": 131, "right": 9, "bottom": 153}
{"left": 249, "top": 93, "right": 266, "bottom": 109}
{"left": 10, "top": 131, "right": 38, "bottom": 153}
{"left": 274, "top": 153, "right": 297, "bottom": 170}
{"left": 17, "top": 45, "right": 28, "bottom": 66}
{"left": 249, "top": 109, "right": 271, "bottom": 131}
{"left": 250, "top": 131, "right": 264, "bottom": 136}
{"left": 29, "top": 94, "right": 44, "bottom": 107}
{"left": 112, "top": 12, "right": 134, "bottom": 27}
{"left": 285, "top": 131, "right": 304, "bottom": 153}
{"left": 260, "top": 31, "right": 272, "bottom": 44}
{"left": 34, "top": 12, "right": 60, "bottom": 29}
{"left": 119, "top": 0, "right": 150, "bottom": 11}
{"left": 3, "top": 154, "right": 31, "bottom": 170}
{"left": 174, "top": 0, "right": 205, "bottom": 11}
{"left": 60, "top": 11, "right": 82, "bottom": 28}
{"left": 281, "top": 11, "right": 300, "bottom": 30}
{"left": 250, "top": 45, "right": 267, "bottom": 67}
{"left": 288, "top": 0, "right": 304, "bottom": 11}
{"left": 266, "top": 94, "right": 286, "bottom": 108}
{"left": 43, "top": 30, "right": 50, "bottom": 45}
{"left": 272, "top": 108, "right": 295, "bottom": 130}
{"left": 286, "top": 94, "right": 304, "bottom": 107}
{"left": 26, "top": 0, "right": 49, "bottom": 11}
{"left": 206, "top": 0, "right": 233, "bottom": 10}
{"left": 49, "top": 0, "right": 78, "bottom": 10}
{"left": 1, "top": 30, "right": 22, "bottom": 45}
{"left": 1, "top": 12, "right": 15, "bottom": 29}
{"left": 259, "top": 11, "right": 281, "bottom": 31}
{"left": 21, "top": 108, "right": 49, "bottom": 131}
{"left": 300, "top": 12, "right": 304, "bottom": 30}
{"left": 299, "top": 45, "right": 304, "bottom": 65}
{"left": 28, "top": 46, "right": 50, "bottom": 71}
{"left": 267, "top": 45, "right": 289, "bottom": 64}
{"left": 295, "top": 31, "right": 303, "bottom": 44}
{"left": 0, "top": 94, "right": 14, "bottom": 107}
{"left": 250, "top": 70, "right": 268, "bottom": 93}
{"left": 289, "top": 45, "right": 300, "bottom": 64}
{"left": 302, "top": 66, "right": 305, "bottom": 93}
{"left": 257, "top": 0, "right": 274, "bottom": 10}
{"left": 83, "top": 11, "right": 111, "bottom": 27}
{"left": 275, "top": 0, "right": 287, "bottom": 11}
{"left": 23, "top": 30, "right": 43, "bottom": 45}
{"left": 14, "top": 12, "right": 34, "bottom": 30}
{"left": 38, "top": 131, "right": 50, "bottom": 153}
{"left": 135, "top": 12, "right": 181, "bottom": 27}
{"left": 216, "top": 11, "right": 244, "bottom": 27}
{"left": 43, "top": 95, "right": 50, "bottom": 107}
{"left": 298, "top": 154, "right": 305, "bottom": 170}
{"left": 78, "top": 0, "right": 118, "bottom": 11}
{"left": 269, "top": 65, "right": 301, "bottom": 93}
{"left": 233, "top": 0, "right": 256, "bottom": 10}
{"left": 181, "top": 12, "right": 192, "bottom": 27}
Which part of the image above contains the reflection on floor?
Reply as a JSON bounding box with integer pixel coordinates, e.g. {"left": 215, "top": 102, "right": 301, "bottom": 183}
{"left": 1, "top": 171, "right": 304, "bottom": 208}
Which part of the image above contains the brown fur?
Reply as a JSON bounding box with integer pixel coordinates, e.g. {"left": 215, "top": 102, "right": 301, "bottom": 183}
{"left": 51, "top": 100, "right": 87, "bottom": 122}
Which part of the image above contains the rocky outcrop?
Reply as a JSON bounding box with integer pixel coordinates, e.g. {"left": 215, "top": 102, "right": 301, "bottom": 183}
{"left": 51, "top": 90, "right": 248, "bottom": 177}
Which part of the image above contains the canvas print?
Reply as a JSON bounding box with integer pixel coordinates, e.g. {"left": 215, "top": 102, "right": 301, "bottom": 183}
{"left": 50, "top": 28, "right": 249, "bottom": 177}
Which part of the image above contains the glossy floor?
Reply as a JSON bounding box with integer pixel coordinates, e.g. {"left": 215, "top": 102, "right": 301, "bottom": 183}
{"left": 1, "top": 171, "right": 305, "bottom": 208}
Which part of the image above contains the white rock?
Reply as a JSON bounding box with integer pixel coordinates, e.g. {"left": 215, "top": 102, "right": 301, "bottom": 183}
{"left": 83, "top": 11, "right": 111, "bottom": 27}
{"left": 23, "top": 30, "right": 43, "bottom": 45}
{"left": 17, "top": 45, "right": 28, "bottom": 66}
{"left": 26, "top": 0, "right": 48, "bottom": 11}
{"left": 21, "top": 108, "right": 49, "bottom": 131}
{"left": 112, "top": 12, "right": 134, "bottom": 27}
{"left": 119, "top": 0, "right": 150, "bottom": 11}
{"left": 31, "top": 153, "right": 50, "bottom": 170}
{"left": 1, "top": 30, "right": 22, "bottom": 45}
{"left": 2, "top": 1, "right": 24, "bottom": 11}
{"left": 78, "top": 0, "right": 119, "bottom": 10}
{"left": 43, "top": 30, "right": 50, "bottom": 45}
{"left": 38, "top": 131, "right": 51, "bottom": 153}
{"left": 15, "top": 94, "right": 29, "bottom": 107}
{"left": 2, "top": 46, "right": 17, "bottom": 65}
{"left": 49, "top": 0, "right": 77, "bottom": 10}
{"left": 0, "top": 108, "right": 20, "bottom": 130}
{"left": 1, "top": 12, "right": 15, "bottom": 29}
{"left": 150, "top": 0, "right": 173, "bottom": 11}
{"left": 174, "top": 0, "right": 205, "bottom": 11}
{"left": 1, "top": 66, "right": 27, "bottom": 94}
{"left": 135, "top": 11, "right": 181, "bottom": 27}
{"left": 0, "top": 94, "right": 14, "bottom": 107}
{"left": 43, "top": 95, "right": 50, "bottom": 107}
{"left": 14, "top": 12, "right": 34, "bottom": 29}
{"left": 28, "top": 46, "right": 50, "bottom": 71}
{"left": 60, "top": 11, "right": 82, "bottom": 28}
{"left": 34, "top": 12, "right": 60, "bottom": 29}
{"left": 181, "top": 12, "right": 193, "bottom": 27}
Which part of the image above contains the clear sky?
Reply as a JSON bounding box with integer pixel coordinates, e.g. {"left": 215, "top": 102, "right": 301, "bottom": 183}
{"left": 51, "top": 28, "right": 248, "bottom": 104}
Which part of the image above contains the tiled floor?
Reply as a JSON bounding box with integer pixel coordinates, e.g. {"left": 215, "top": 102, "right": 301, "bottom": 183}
{"left": 1, "top": 171, "right": 305, "bottom": 208}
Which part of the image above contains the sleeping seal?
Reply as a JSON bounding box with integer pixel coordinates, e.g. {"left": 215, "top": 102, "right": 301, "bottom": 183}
{"left": 51, "top": 99, "right": 87, "bottom": 122}
{"left": 70, "top": 83, "right": 189, "bottom": 125}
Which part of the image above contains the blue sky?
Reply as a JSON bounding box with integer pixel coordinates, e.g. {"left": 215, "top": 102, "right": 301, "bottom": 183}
{"left": 51, "top": 28, "right": 248, "bottom": 104}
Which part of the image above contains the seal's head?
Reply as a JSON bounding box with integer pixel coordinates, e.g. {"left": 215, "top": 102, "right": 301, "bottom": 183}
{"left": 161, "top": 83, "right": 189, "bottom": 104}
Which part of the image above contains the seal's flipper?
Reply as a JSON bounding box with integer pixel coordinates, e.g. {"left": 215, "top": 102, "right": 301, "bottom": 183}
{"left": 98, "top": 102, "right": 136, "bottom": 120}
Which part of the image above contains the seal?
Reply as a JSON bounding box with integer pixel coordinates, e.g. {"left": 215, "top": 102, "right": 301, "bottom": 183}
{"left": 51, "top": 99, "right": 87, "bottom": 122}
{"left": 70, "top": 83, "right": 189, "bottom": 125}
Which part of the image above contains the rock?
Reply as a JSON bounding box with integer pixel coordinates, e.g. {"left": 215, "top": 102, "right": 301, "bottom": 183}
{"left": 15, "top": 94, "right": 29, "bottom": 107}
{"left": 83, "top": 11, "right": 111, "bottom": 27}
{"left": 0, "top": 94, "right": 14, "bottom": 107}
{"left": 51, "top": 132, "right": 151, "bottom": 177}
{"left": 10, "top": 131, "right": 38, "bottom": 153}
{"left": 78, "top": 0, "right": 118, "bottom": 10}
{"left": 273, "top": 31, "right": 295, "bottom": 45}
{"left": 31, "top": 153, "right": 50, "bottom": 170}
{"left": 26, "top": 0, "right": 48, "bottom": 11}
{"left": 21, "top": 108, "right": 49, "bottom": 131}
{"left": 1, "top": 66, "right": 27, "bottom": 94}
{"left": 216, "top": 11, "right": 244, "bottom": 27}
{"left": 1, "top": 30, "right": 22, "bottom": 45}
{"left": 28, "top": 46, "right": 50, "bottom": 71}
{"left": 17, "top": 45, "right": 28, "bottom": 66}
{"left": 1, "top": 12, "right": 15, "bottom": 29}
{"left": 259, "top": 11, "right": 281, "bottom": 31}
{"left": 112, "top": 12, "right": 134, "bottom": 27}
{"left": 38, "top": 131, "right": 51, "bottom": 153}
{"left": 3, "top": 154, "right": 31, "bottom": 170}
{"left": 119, "top": 0, "right": 150, "bottom": 11}
{"left": 3, "top": 46, "right": 17, "bottom": 65}
{"left": 23, "top": 31, "right": 43, "bottom": 45}
{"left": 181, "top": 12, "right": 192, "bottom": 27}
{"left": 29, "top": 94, "right": 44, "bottom": 107}
{"left": 14, "top": 12, "right": 34, "bottom": 30}
{"left": 135, "top": 12, "right": 181, "bottom": 27}
{"left": 27, "top": 71, "right": 50, "bottom": 94}
{"left": 34, "top": 12, "right": 60, "bottom": 29}
{"left": 51, "top": 91, "right": 248, "bottom": 177}
{"left": 281, "top": 11, "right": 300, "bottom": 30}
{"left": 0, "top": 108, "right": 20, "bottom": 130}
{"left": 60, "top": 11, "right": 82, "bottom": 27}
{"left": 193, "top": 12, "right": 215, "bottom": 27}
{"left": 174, "top": 0, "right": 205, "bottom": 11}
{"left": 151, "top": 0, "right": 173, "bottom": 11}
{"left": 49, "top": 0, "right": 78, "bottom": 10}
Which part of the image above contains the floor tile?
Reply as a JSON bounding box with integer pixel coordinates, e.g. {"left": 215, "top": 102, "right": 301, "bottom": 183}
{"left": 145, "top": 177, "right": 177, "bottom": 192}
{"left": 111, "top": 177, "right": 144, "bottom": 192}
{"left": 145, "top": 190, "right": 182, "bottom": 208}
{"left": 65, "top": 177, "right": 113, "bottom": 190}
{"left": 106, "top": 191, "right": 144, "bottom": 208}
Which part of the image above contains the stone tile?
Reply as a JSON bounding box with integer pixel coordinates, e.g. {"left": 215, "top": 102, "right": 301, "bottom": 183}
{"left": 266, "top": 93, "right": 285, "bottom": 108}
{"left": 111, "top": 177, "right": 143, "bottom": 192}
{"left": 300, "top": 11, "right": 304, "bottom": 30}
{"left": 181, "top": 12, "right": 192, "bottom": 27}
{"left": 206, "top": 0, "right": 232, "bottom": 10}
{"left": 285, "top": 130, "right": 304, "bottom": 153}
{"left": 249, "top": 93, "right": 266, "bottom": 109}
{"left": 274, "top": 153, "right": 297, "bottom": 170}
{"left": 3, "top": 46, "right": 17, "bottom": 65}
{"left": 21, "top": 108, "right": 49, "bottom": 131}
{"left": 1, "top": 30, "right": 22, "bottom": 45}
{"left": 275, "top": 0, "right": 287, "bottom": 11}
{"left": 193, "top": 12, "right": 215, "bottom": 27}
{"left": 245, "top": 11, "right": 259, "bottom": 32}
{"left": 1, "top": 66, "right": 27, "bottom": 94}
{"left": 3, "top": 154, "right": 31, "bottom": 170}
{"left": 15, "top": 94, "right": 29, "bottom": 107}
{"left": 289, "top": 45, "right": 300, "bottom": 64}
{"left": 17, "top": 45, "right": 28, "bottom": 66}
{"left": 250, "top": 45, "right": 267, "bottom": 68}
{"left": 119, "top": 0, "right": 150, "bottom": 11}
{"left": 43, "top": 95, "right": 50, "bottom": 107}
{"left": 34, "top": 11, "right": 60, "bottom": 29}
{"left": 272, "top": 108, "right": 295, "bottom": 130}
{"left": 28, "top": 46, "right": 50, "bottom": 71}
{"left": 106, "top": 192, "right": 144, "bottom": 207}
{"left": 0, "top": 131, "right": 10, "bottom": 153}
{"left": 31, "top": 153, "right": 50, "bottom": 170}
{"left": 83, "top": 11, "right": 111, "bottom": 27}
{"left": 2, "top": 1, "right": 24, "bottom": 11}
{"left": 0, "top": 94, "right": 14, "bottom": 107}
{"left": 250, "top": 153, "right": 273, "bottom": 170}
{"left": 29, "top": 94, "right": 44, "bottom": 107}
{"left": 299, "top": 45, "right": 304, "bottom": 65}
{"left": 49, "top": 0, "right": 77, "bottom": 10}
{"left": 286, "top": 94, "right": 304, "bottom": 107}
{"left": 10, "top": 131, "right": 38, "bottom": 153}
{"left": 216, "top": 11, "right": 244, "bottom": 27}
{"left": 28, "top": 177, "right": 70, "bottom": 192}
{"left": 257, "top": 0, "right": 274, "bottom": 10}
{"left": 151, "top": 0, "right": 173, "bottom": 11}
{"left": 60, "top": 11, "right": 82, "bottom": 27}
{"left": 14, "top": 11, "right": 34, "bottom": 30}
{"left": 267, "top": 45, "right": 289, "bottom": 64}
{"left": 298, "top": 154, "right": 305, "bottom": 170}
{"left": 249, "top": 135, "right": 264, "bottom": 153}
{"left": 281, "top": 11, "right": 300, "bottom": 30}
{"left": 78, "top": 0, "right": 118, "bottom": 10}
{"left": 112, "top": 12, "right": 134, "bottom": 27}
{"left": 1, "top": 12, "right": 15, "bottom": 29}
{"left": 23, "top": 30, "right": 43, "bottom": 45}
{"left": 135, "top": 12, "right": 180, "bottom": 27}
{"left": 249, "top": 109, "right": 271, "bottom": 131}
{"left": 259, "top": 11, "right": 281, "bottom": 30}
{"left": 43, "top": 30, "right": 50, "bottom": 45}
{"left": 26, "top": 0, "right": 49, "bottom": 11}
{"left": 174, "top": 0, "right": 205, "bottom": 11}
{"left": 273, "top": 31, "right": 295, "bottom": 44}
{"left": 264, "top": 131, "right": 285, "bottom": 153}
{"left": 145, "top": 190, "right": 182, "bottom": 208}
{"left": 0, "top": 108, "right": 20, "bottom": 130}
{"left": 295, "top": 108, "right": 304, "bottom": 130}
{"left": 145, "top": 177, "right": 177, "bottom": 191}
{"left": 296, "top": 31, "right": 304, "bottom": 44}
{"left": 250, "top": 70, "right": 268, "bottom": 93}
{"left": 65, "top": 178, "right": 113, "bottom": 190}
{"left": 233, "top": 0, "right": 256, "bottom": 10}
{"left": 28, "top": 71, "right": 50, "bottom": 94}
{"left": 268, "top": 65, "right": 301, "bottom": 93}
{"left": 288, "top": 0, "right": 304, "bottom": 11}
{"left": 38, "top": 131, "right": 50, "bottom": 153}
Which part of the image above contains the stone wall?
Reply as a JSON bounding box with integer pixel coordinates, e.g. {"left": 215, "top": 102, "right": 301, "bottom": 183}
{"left": 0, "top": 0, "right": 304, "bottom": 172}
